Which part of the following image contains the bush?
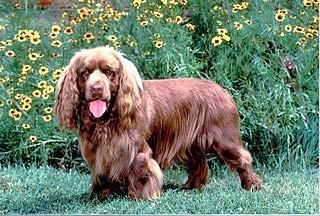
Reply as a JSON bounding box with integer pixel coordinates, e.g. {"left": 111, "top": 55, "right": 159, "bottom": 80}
{"left": 0, "top": 0, "right": 318, "bottom": 169}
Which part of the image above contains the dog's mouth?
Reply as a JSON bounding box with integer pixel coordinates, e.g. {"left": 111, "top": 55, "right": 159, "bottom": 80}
{"left": 89, "top": 99, "right": 109, "bottom": 118}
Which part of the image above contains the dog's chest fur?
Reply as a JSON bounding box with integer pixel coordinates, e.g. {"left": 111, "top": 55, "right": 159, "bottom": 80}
{"left": 79, "top": 122, "right": 137, "bottom": 181}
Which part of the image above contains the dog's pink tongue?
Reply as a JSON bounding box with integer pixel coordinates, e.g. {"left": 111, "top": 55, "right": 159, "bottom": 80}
{"left": 89, "top": 100, "right": 107, "bottom": 118}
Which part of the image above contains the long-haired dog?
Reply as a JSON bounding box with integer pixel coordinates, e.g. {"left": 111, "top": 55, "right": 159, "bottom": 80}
{"left": 54, "top": 46, "right": 261, "bottom": 200}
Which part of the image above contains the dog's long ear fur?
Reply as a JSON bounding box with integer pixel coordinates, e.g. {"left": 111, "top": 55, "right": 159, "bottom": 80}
{"left": 54, "top": 55, "right": 81, "bottom": 130}
{"left": 116, "top": 55, "right": 143, "bottom": 122}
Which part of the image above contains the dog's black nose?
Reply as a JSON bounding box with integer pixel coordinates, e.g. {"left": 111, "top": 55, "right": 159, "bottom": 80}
{"left": 91, "top": 84, "right": 103, "bottom": 94}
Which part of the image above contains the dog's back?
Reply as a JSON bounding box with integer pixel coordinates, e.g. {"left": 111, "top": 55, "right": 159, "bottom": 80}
{"left": 142, "top": 78, "right": 239, "bottom": 169}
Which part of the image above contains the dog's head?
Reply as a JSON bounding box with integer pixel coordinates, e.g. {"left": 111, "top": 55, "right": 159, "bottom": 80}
{"left": 54, "top": 47, "right": 143, "bottom": 129}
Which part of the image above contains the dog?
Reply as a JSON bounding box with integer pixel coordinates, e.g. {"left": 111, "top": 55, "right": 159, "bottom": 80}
{"left": 54, "top": 46, "right": 261, "bottom": 200}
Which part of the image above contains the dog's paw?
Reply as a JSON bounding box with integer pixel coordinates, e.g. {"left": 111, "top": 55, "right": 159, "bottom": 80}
{"left": 241, "top": 172, "right": 262, "bottom": 190}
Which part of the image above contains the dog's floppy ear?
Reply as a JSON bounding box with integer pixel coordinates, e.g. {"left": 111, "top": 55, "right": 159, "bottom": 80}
{"left": 54, "top": 54, "right": 81, "bottom": 130}
{"left": 121, "top": 57, "right": 143, "bottom": 91}
{"left": 116, "top": 55, "right": 143, "bottom": 119}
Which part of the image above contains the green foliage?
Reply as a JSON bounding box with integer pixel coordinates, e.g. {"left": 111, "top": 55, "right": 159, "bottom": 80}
{"left": 0, "top": 0, "right": 318, "bottom": 168}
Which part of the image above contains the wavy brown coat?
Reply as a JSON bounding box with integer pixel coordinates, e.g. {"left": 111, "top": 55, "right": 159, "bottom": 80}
{"left": 54, "top": 47, "right": 261, "bottom": 200}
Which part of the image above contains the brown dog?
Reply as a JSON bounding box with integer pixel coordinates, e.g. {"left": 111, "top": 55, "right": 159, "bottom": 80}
{"left": 54, "top": 46, "right": 261, "bottom": 200}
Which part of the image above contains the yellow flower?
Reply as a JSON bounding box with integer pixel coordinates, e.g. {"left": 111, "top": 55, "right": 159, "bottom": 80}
{"left": 51, "top": 40, "right": 62, "bottom": 47}
{"left": 72, "top": 17, "right": 81, "bottom": 25}
{"left": 21, "top": 96, "right": 32, "bottom": 104}
{"left": 217, "top": 28, "right": 228, "bottom": 35}
{"left": 44, "top": 107, "right": 53, "bottom": 113}
{"left": 83, "top": 32, "right": 94, "bottom": 40}
{"left": 232, "top": 5, "right": 240, "bottom": 13}
{"left": 293, "top": 26, "right": 305, "bottom": 34}
{"left": 285, "top": 25, "right": 292, "bottom": 32}
{"left": 21, "top": 103, "right": 31, "bottom": 111}
{"left": 180, "top": 0, "right": 187, "bottom": 5}
{"left": 50, "top": 33, "right": 58, "bottom": 39}
{"left": 8, "top": 87, "right": 14, "bottom": 94}
{"left": 153, "top": 11, "right": 163, "bottom": 18}
{"left": 186, "top": 23, "right": 196, "bottom": 31}
{"left": 30, "top": 35, "right": 41, "bottom": 45}
{"left": 175, "top": 16, "right": 183, "bottom": 24}
{"left": 154, "top": 33, "right": 161, "bottom": 38}
{"left": 29, "top": 135, "right": 37, "bottom": 143}
{"left": 9, "top": 109, "right": 22, "bottom": 121}
{"left": 45, "top": 85, "right": 54, "bottom": 93}
{"left": 245, "top": 20, "right": 252, "bottom": 25}
{"left": 275, "top": 13, "right": 285, "bottom": 22}
{"left": 53, "top": 68, "right": 63, "bottom": 79}
{"left": 77, "top": 7, "right": 87, "bottom": 14}
{"left": 43, "top": 115, "right": 52, "bottom": 122}
{"left": 27, "top": 30, "right": 40, "bottom": 39}
{"left": 221, "top": 34, "right": 231, "bottom": 42}
{"left": 79, "top": 12, "right": 88, "bottom": 20}
{"left": 310, "top": 29, "right": 318, "bottom": 36}
{"left": 9, "top": 109, "right": 16, "bottom": 117}
{"left": 42, "top": 93, "right": 50, "bottom": 99}
{"left": 5, "top": 51, "right": 15, "bottom": 57}
{"left": 278, "top": 9, "right": 288, "bottom": 15}
{"left": 154, "top": 40, "right": 165, "bottom": 48}
{"left": 22, "top": 123, "right": 30, "bottom": 129}
{"left": 38, "top": 81, "right": 47, "bottom": 88}
{"left": 211, "top": 36, "right": 223, "bottom": 46}
{"left": 234, "top": 22, "right": 243, "bottom": 30}
{"left": 129, "top": 41, "right": 137, "bottom": 46}
{"left": 38, "top": 66, "right": 48, "bottom": 75}
{"left": 51, "top": 53, "right": 61, "bottom": 58}
{"left": 64, "top": 27, "right": 73, "bottom": 35}
{"left": 51, "top": 25, "right": 61, "bottom": 33}
{"left": 108, "top": 35, "right": 118, "bottom": 42}
{"left": 305, "top": 32, "right": 313, "bottom": 39}
{"left": 28, "top": 53, "right": 39, "bottom": 61}
{"left": 90, "top": 18, "right": 98, "bottom": 25}
{"left": 133, "top": 0, "right": 142, "bottom": 8}
{"left": 300, "top": 37, "right": 307, "bottom": 44}
{"left": 140, "top": 21, "right": 148, "bottom": 27}
{"left": 303, "top": 0, "right": 313, "bottom": 6}
{"left": 7, "top": 99, "right": 13, "bottom": 105}
{"left": 13, "top": 112, "right": 22, "bottom": 120}
{"left": 166, "top": 17, "right": 173, "bottom": 23}
{"left": 15, "top": 3, "right": 22, "bottom": 9}
{"left": 32, "top": 90, "right": 42, "bottom": 97}
{"left": 22, "top": 64, "right": 32, "bottom": 72}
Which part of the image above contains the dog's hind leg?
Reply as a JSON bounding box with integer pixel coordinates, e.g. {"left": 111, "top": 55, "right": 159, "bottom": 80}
{"left": 211, "top": 132, "right": 261, "bottom": 190}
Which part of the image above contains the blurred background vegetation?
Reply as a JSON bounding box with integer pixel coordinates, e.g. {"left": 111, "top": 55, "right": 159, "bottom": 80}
{"left": 0, "top": 0, "right": 318, "bottom": 170}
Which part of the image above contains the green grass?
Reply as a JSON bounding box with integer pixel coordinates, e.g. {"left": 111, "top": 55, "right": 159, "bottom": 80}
{"left": 0, "top": 166, "right": 318, "bottom": 214}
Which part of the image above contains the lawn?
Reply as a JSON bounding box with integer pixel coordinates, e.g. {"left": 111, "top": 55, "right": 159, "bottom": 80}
{"left": 0, "top": 166, "right": 318, "bottom": 214}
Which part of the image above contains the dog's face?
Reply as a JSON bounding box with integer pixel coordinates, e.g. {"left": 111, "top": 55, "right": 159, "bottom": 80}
{"left": 76, "top": 49, "right": 121, "bottom": 118}
{"left": 54, "top": 47, "right": 143, "bottom": 129}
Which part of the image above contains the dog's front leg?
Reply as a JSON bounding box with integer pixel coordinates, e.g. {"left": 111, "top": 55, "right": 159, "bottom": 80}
{"left": 128, "top": 152, "right": 163, "bottom": 200}
{"left": 89, "top": 174, "right": 113, "bottom": 201}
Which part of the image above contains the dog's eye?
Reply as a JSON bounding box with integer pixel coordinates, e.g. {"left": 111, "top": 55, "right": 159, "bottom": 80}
{"left": 103, "top": 69, "right": 114, "bottom": 77}
{"left": 82, "top": 70, "right": 90, "bottom": 79}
